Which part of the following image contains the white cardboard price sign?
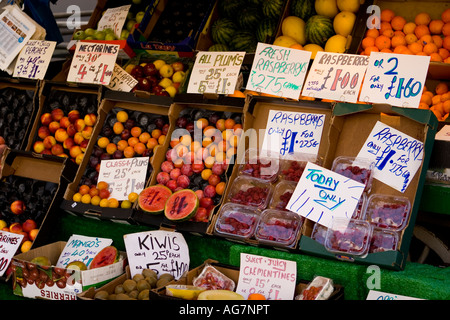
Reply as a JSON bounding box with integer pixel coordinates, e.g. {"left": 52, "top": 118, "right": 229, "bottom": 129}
{"left": 302, "top": 52, "right": 368, "bottom": 103}
{"left": 106, "top": 63, "right": 138, "bottom": 92}
{"left": 98, "top": 157, "right": 149, "bottom": 201}
{"left": 286, "top": 162, "right": 365, "bottom": 228}
{"left": 0, "top": 5, "right": 36, "bottom": 71}
{"left": 56, "top": 234, "right": 113, "bottom": 268}
{"left": 123, "top": 230, "right": 189, "bottom": 279}
{"left": 356, "top": 121, "right": 424, "bottom": 193}
{"left": 236, "top": 253, "right": 297, "bottom": 300}
{"left": 247, "top": 42, "right": 311, "bottom": 99}
{"left": 67, "top": 41, "right": 119, "bottom": 85}
{"left": 13, "top": 40, "right": 56, "bottom": 80}
{"left": 261, "top": 109, "right": 326, "bottom": 158}
{"left": 97, "top": 5, "right": 131, "bottom": 39}
{"left": 187, "top": 51, "right": 245, "bottom": 94}
{"left": 359, "top": 52, "right": 430, "bottom": 107}
{"left": 0, "top": 231, "right": 24, "bottom": 277}
{"left": 366, "top": 290, "right": 424, "bottom": 300}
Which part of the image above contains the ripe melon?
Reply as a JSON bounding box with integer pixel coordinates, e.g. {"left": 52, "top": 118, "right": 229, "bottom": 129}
{"left": 164, "top": 189, "right": 199, "bottom": 222}
{"left": 303, "top": 43, "right": 324, "bottom": 59}
{"left": 138, "top": 185, "right": 172, "bottom": 215}
{"left": 282, "top": 16, "right": 307, "bottom": 45}
{"left": 333, "top": 11, "right": 356, "bottom": 37}
{"left": 197, "top": 290, "right": 245, "bottom": 300}
{"left": 325, "top": 34, "right": 348, "bottom": 53}
{"left": 273, "top": 35, "right": 299, "bottom": 48}
{"left": 315, "top": 0, "right": 339, "bottom": 19}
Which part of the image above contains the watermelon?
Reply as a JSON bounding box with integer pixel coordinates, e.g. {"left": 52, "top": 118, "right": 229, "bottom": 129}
{"left": 209, "top": 43, "right": 230, "bottom": 51}
{"left": 230, "top": 31, "right": 258, "bottom": 52}
{"left": 256, "top": 18, "right": 278, "bottom": 43}
{"left": 305, "top": 15, "right": 335, "bottom": 47}
{"left": 238, "top": 6, "right": 263, "bottom": 31}
{"left": 138, "top": 185, "right": 172, "bottom": 215}
{"left": 219, "top": 0, "right": 245, "bottom": 20}
{"left": 164, "top": 189, "right": 199, "bottom": 222}
{"left": 262, "top": 0, "right": 285, "bottom": 20}
{"left": 291, "top": 0, "right": 316, "bottom": 21}
{"left": 211, "top": 18, "right": 238, "bottom": 45}
{"left": 89, "top": 246, "right": 119, "bottom": 269}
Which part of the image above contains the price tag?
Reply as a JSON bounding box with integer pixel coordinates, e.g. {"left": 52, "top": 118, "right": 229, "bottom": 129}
{"left": 356, "top": 121, "right": 424, "bottom": 193}
{"left": 96, "top": 5, "right": 131, "bottom": 39}
{"left": 235, "top": 253, "right": 297, "bottom": 300}
{"left": 0, "top": 231, "right": 24, "bottom": 277}
{"left": 366, "top": 290, "right": 424, "bottom": 300}
{"left": 67, "top": 41, "right": 119, "bottom": 85}
{"left": 286, "top": 162, "right": 365, "bottom": 228}
{"left": 261, "top": 109, "right": 326, "bottom": 158}
{"left": 0, "top": 5, "right": 36, "bottom": 71}
{"left": 56, "top": 234, "right": 113, "bottom": 268}
{"left": 302, "top": 52, "right": 368, "bottom": 103}
{"left": 106, "top": 63, "right": 138, "bottom": 92}
{"left": 187, "top": 51, "right": 245, "bottom": 94}
{"left": 98, "top": 157, "right": 149, "bottom": 201}
{"left": 359, "top": 52, "right": 430, "bottom": 107}
{"left": 13, "top": 40, "right": 56, "bottom": 79}
{"left": 123, "top": 230, "right": 189, "bottom": 279}
{"left": 246, "top": 42, "right": 311, "bottom": 99}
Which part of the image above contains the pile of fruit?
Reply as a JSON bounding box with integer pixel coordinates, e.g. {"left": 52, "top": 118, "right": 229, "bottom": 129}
{"left": 208, "top": 0, "right": 286, "bottom": 52}
{"left": 418, "top": 81, "right": 450, "bottom": 121}
{"left": 273, "top": 0, "right": 361, "bottom": 55}
{"left": 125, "top": 59, "right": 187, "bottom": 97}
{"left": 72, "top": 108, "right": 169, "bottom": 208}
{"left": 359, "top": 8, "right": 450, "bottom": 63}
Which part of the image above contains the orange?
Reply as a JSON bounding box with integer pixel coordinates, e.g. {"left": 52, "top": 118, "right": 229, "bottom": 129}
{"left": 439, "top": 48, "right": 450, "bottom": 60}
{"left": 432, "top": 35, "right": 443, "bottom": 48}
{"left": 381, "top": 9, "right": 395, "bottom": 22}
{"left": 379, "top": 21, "right": 393, "bottom": 34}
{"left": 419, "top": 34, "right": 433, "bottom": 46}
{"left": 443, "top": 100, "right": 450, "bottom": 114}
{"left": 228, "top": 90, "right": 245, "bottom": 98}
{"left": 375, "top": 35, "right": 391, "bottom": 50}
{"left": 444, "top": 36, "right": 450, "bottom": 51}
{"left": 403, "top": 22, "right": 416, "bottom": 35}
{"left": 441, "top": 92, "right": 450, "bottom": 102}
{"left": 380, "top": 48, "right": 393, "bottom": 53}
{"left": 224, "top": 118, "right": 235, "bottom": 129}
{"left": 247, "top": 293, "right": 266, "bottom": 300}
{"left": 382, "top": 29, "right": 395, "bottom": 38}
{"left": 418, "top": 102, "right": 430, "bottom": 110}
{"left": 423, "top": 90, "right": 434, "bottom": 98}
{"left": 430, "top": 52, "right": 443, "bottom": 62}
{"left": 431, "top": 106, "right": 444, "bottom": 119}
{"left": 434, "top": 102, "right": 445, "bottom": 116}
{"left": 361, "top": 37, "right": 375, "bottom": 49}
{"left": 365, "top": 46, "right": 379, "bottom": 55}
{"left": 443, "top": 23, "right": 450, "bottom": 36}
{"left": 405, "top": 33, "right": 418, "bottom": 45}
{"left": 289, "top": 43, "right": 303, "bottom": 50}
{"left": 432, "top": 94, "right": 442, "bottom": 105}
{"left": 424, "top": 42, "right": 438, "bottom": 55}
{"left": 414, "top": 25, "right": 430, "bottom": 39}
{"left": 445, "top": 57, "right": 450, "bottom": 63}
{"left": 97, "top": 181, "right": 109, "bottom": 190}
{"left": 442, "top": 8, "right": 450, "bottom": 23}
{"left": 391, "top": 16, "right": 407, "bottom": 31}
{"left": 436, "top": 82, "right": 449, "bottom": 95}
{"left": 400, "top": 47, "right": 413, "bottom": 55}
{"left": 420, "top": 93, "right": 432, "bottom": 105}
{"left": 393, "top": 45, "right": 408, "bottom": 54}
{"left": 365, "top": 28, "right": 379, "bottom": 38}
{"left": 415, "top": 12, "right": 431, "bottom": 26}
{"left": 394, "top": 30, "right": 405, "bottom": 37}
{"left": 429, "top": 20, "right": 445, "bottom": 34}
{"left": 391, "top": 35, "right": 406, "bottom": 48}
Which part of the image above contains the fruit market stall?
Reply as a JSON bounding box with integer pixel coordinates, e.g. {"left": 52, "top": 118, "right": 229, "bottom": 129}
{"left": 0, "top": 0, "right": 449, "bottom": 304}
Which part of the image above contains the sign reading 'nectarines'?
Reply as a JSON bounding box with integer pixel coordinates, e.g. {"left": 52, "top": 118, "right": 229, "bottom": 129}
{"left": 0, "top": 231, "right": 24, "bottom": 277}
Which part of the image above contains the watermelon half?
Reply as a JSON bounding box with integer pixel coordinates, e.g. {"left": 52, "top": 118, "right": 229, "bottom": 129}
{"left": 138, "top": 185, "right": 172, "bottom": 215}
{"left": 164, "top": 189, "right": 199, "bottom": 222}
{"left": 89, "top": 246, "right": 119, "bottom": 269}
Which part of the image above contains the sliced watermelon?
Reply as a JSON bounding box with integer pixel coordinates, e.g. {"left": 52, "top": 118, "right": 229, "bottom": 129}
{"left": 138, "top": 185, "right": 172, "bottom": 215}
{"left": 164, "top": 189, "right": 199, "bottom": 222}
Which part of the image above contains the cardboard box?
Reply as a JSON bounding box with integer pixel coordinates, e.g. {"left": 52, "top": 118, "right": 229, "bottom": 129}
{"left": 207, "top": 96, "right": 334, "bottom": 251}
{"left": 127, "top": 0, "right": 216, "bottom": 53}
{"left": 150, "top": 259, "right": 344, "bottom": 300}
{"left": 0, "top": 77, "right": 40, "bottom": 151}
{"left": 352, "top": 0, "right": 450, "bottom": 80}
{"left": 11, "top": 241, "right": 126, "bottom": 300}
{"left": 60, "top": 90, "right": 172, "bottom": 223}
{"left": 0, "top": 149, "right": 78, "bottom": 249}
{"left": 298, "top": 102, "right": 438, "bottom": 270}
{"left": 131, "top": 93, "right": 246, "bottom": 234}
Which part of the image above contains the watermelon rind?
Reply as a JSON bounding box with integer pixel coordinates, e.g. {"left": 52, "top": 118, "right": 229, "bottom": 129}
{"left": 164, "top": 189, "right": 199, "bottom": 222}
{"left": 138, "top": 185, "right": 173, "bottom": 215}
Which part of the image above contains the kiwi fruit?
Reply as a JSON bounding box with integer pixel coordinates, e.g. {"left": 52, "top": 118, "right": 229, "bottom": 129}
{"left": 115, "top": 293, "right": 131, "bottom": 300}
{"left": 123, "top": 279, "right": 137, "bottom": 292}
{"left": 142, "top": 268, "right": 157, "bottom": 279}
{"left": 132, "top": 273, "right": 145, "bottom": 282}
{"left": 114, "top": 284, "right": 125, "bottom": 294}
{"left": 145, "top": 276, "right": 157, "bottom": 288}
{"left": 128, "top": 290, "right": 139, "bottom": 299}
{"left": 138, "top": 289, "right": 150, "bottom": 300}
{"left": 94, "top": 290, "right": 109, "bottom": 300}
{"left": 158, "top": 273, "right": 174, "bottom": 282}
{"left": 137, "top": 279, "right": 151, "bottom": 291}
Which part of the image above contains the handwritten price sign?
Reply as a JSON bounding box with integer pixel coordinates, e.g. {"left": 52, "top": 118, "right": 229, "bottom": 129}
{"left": 13, "top": 40, "right": 56, "bottom": 79}
{"left": 0, "top": 231, "right": 24, "bottom": 277}
{"left": 124, "top": 230, "right": 189, "bottom": 279}
{"left": 302, "top": 52, "right": 368, "bottom": 103}
{"left": 261, "top": 109, "right": 325, "bottom": 157}
{"left": 235, "top": 253, "right": 297, "bottom": 300}
{"left": 187, "top": 51, "right": 245, "bottom": 94}
{"left": 286, "top": 162, "right": 365, "bottom": 228}
{"left": 247, "top": 42, "right": 311, "bottom": 99}
{"left": 98, "top": 157, "right": 149, "bottom": 201}
{"left": 106, "top": 63, "right": 138, "bottom": 92}
{"left": 359, "top": 52, "right": 430, "bottom": 107}
{"left": 67, "top": 42, "right": 119, "bottom": 85}
{"left": 356, "top": 121, "right": 424, "bottom": 192}
{"left": 97, "top": 5, "right": 131, "bottom": 39}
